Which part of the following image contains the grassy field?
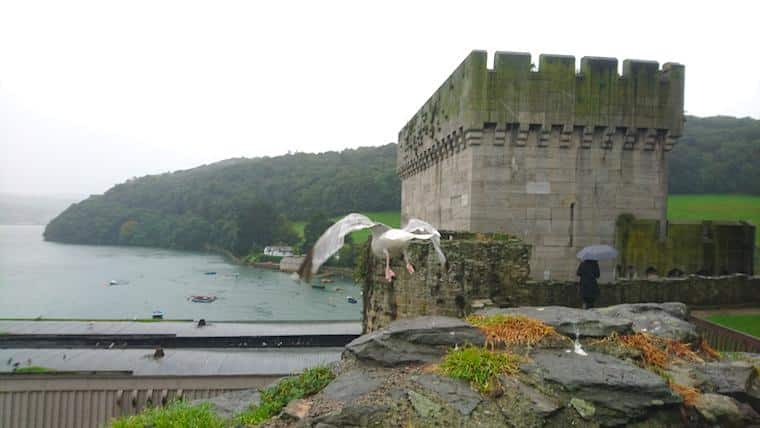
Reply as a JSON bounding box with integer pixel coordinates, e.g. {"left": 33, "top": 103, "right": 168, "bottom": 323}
{"left": 667, "top": 194, "right": 760, "bottom": 245}
{"left": 292, "top": 211, "right": 401, "bottom": 242}
{"left": 291, "top": 194, "right": 759, "bottom": 246}
{"left": 706, "top": 314, "right": 760, "bottom": 338}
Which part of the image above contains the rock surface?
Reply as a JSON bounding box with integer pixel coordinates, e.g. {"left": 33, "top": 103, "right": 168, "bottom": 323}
{"left": 522, "top": 350, "right": 680, "bottom": 426}
{"left": 476, "top": 306, "right": 632, "bottom": 338}
{"left": 407, "top": 390, "right": 443, "bottom": 417}
{"left": 570, "top": 397, "right": 596, "bottom": 420}
{"left": 189, "top": 388, "right": 260, "bottom": 419}
{"left": 694, "top": 393, "right": 745, "bottom": 427}
{"left": 696, "top": 360, "right": 757, "bottom": 396}
{"left": 310, "top": 404, "right": 390, "bottom": 427}
{"left": 345, "top": 316, "right": 484, "bottom": 365}
{"left": 282, "top": 398, "right": 310, "bottom": 421}
{"left": 414, "top": 373, "right": 482, "bottom": 416}
{"left": 498, "top": 375, "right": 561, "bottom": 416}
{"left": 596, "top": 302, "right": 697, "bottom": 341}
{"left": 320, "top": 368, "right": 386, "bottom": 403}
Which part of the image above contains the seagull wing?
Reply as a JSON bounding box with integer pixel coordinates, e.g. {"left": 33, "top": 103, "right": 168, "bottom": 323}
{"left": 403, "top": 218, "right": 446, "bottom": 266}
{"left": 297, "top": 213, "right": 375, "bottom": 281}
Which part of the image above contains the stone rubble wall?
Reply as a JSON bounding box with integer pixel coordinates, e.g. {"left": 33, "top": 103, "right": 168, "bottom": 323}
{"left": 616, "top": 215, "right": 756, "bottom": 277}
{"left": 360, "top": 234, "right": 760, "bottom": 332}
{"left": 359, "top": 232, "right": 531, "bottom": 333}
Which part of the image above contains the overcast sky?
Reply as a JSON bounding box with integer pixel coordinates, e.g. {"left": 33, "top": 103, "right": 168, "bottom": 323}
{"left": 1, "top": 0, "right": 758, "bottom": 197}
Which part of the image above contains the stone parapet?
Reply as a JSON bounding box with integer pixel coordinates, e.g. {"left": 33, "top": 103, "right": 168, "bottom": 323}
{"left": 398, "top": 51, "right": 684, "bottom": 179}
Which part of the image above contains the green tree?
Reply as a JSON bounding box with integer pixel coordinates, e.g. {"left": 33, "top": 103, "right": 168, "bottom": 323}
{"left": 301, "top": 212, "right": 332, "bottom": 254}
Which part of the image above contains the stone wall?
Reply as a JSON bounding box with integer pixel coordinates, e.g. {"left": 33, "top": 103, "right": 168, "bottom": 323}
{"left": 398, "top": 50, "right": 685, "bottom": 282}
{"left": 360, "top": 235, "right": 760, "bottom": 332}
{"left": 359, "top": 231, "right": 531, "bottom": 333}
{"left": 616, "top": 215, "right": 756, "bottom": 277}
{"left": 511, "top": 275, "right": 760, "bottom": 309}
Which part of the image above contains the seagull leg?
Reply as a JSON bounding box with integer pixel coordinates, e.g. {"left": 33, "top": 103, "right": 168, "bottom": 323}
{"left": 384, "top": 249, "right": 395, "bottom": 282}
{"left": 403, "top": 249, "right": 415, "bottom": 274}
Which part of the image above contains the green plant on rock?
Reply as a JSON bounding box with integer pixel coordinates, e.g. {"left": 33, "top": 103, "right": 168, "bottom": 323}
{"left": 109, "top": 401, "right": 227, "bottom": 428}
{"left": 235, "top": 366, "right": 334, "bottom": 426}
{"left": 438, "top": 345, "right": 522, "bottom": 394}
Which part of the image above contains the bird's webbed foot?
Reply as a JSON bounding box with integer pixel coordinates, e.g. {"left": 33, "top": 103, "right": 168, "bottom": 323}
{"left": 384, "top": 267, "right": 396, "bottom": 282}
{"left": 406, "top": 262, "right": 415, "bottom": 274}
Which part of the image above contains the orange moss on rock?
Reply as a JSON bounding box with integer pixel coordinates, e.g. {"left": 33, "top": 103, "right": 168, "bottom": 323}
{"left": 467, "top": 314, "right": 564, "bottom": 349}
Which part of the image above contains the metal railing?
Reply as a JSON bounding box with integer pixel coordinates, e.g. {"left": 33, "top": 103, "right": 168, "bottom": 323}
{"left": 689, "top": 315, "right": 760, "bottom": 353}
{"left": 0, "top": 372, "right": 279, "bottom": 428}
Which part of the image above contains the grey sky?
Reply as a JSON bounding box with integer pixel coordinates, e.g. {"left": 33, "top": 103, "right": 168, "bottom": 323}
{"left": 2, "top": 0, "right": 758, "bottom": 196}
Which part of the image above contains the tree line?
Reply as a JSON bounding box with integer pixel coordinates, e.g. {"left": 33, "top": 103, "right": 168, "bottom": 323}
{"left": 44, "top": 144, "right": 400, "bottom": 258}
{"left": 44, "top": 116, "right": 759, "bottom": 259}
{"left": 669, "top": 116, "right": 759, "bottom": 195}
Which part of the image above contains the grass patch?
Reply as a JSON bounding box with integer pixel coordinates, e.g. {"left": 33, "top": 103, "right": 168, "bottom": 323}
{"left": 667, "top": 194, "right": 760, "bottom": 246}
{"left": 110, "top": 401, "right": 226, "bottom": 428}
{"left": 706, "top": 314, "right": 760, "bottom": 338}
{"left": 291, "top": 211, "right": 401, "bottom": 243}
{"left": 235, "top": 366, "right": 334, "bottom": 426}
{"left": 13, "top": 366, "right": 55, "bottom": 373}
{"left": 438, "top": 346, "right": 522, "bottom": 394}
{"left": 466, "top": 314, "right": 563, "bottom": 348}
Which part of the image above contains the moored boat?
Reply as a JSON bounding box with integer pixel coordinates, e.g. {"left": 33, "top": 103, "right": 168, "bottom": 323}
{"left": 190, "top": 295, "right": 217, "bottom": 303}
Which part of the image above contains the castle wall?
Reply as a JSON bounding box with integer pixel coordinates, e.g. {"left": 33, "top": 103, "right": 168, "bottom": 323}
{"left": 359, "top": 233, "right": 760, "bottom": 333}
{"left": 616, "top": 217, "right": 756, "bottom": 277}
{"left": 398, "top": 50, "right": 684, "bottom": 281}
{"left": 400, "top": 149, "right": 472, "bottom": 231}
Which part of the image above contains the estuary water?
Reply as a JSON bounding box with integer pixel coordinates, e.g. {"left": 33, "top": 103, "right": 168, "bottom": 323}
{"left": 0, "top": 225, "right": 362, "bottom": 321}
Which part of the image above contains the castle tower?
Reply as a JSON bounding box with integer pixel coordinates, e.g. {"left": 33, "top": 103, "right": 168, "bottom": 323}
{"left": 397, "top": 50, "right": 685, "bottom": 281}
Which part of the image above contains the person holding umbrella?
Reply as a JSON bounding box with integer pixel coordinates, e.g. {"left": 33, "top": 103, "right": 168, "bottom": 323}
{"left": 576, "top": 245, "right": 618, "bottom": 309}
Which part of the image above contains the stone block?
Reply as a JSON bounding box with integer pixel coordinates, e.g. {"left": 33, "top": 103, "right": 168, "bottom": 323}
{"left": 527, "top": 207, "right": 551, "bottom": 220}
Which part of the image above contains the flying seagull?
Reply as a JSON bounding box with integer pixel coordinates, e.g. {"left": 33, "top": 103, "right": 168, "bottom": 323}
{"left": 297, "top": 213, "right": 447, "bottom": 283}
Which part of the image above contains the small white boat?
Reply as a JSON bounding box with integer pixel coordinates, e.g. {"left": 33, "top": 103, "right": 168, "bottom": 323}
{"left": 108, "top": 280, "right": 118, "bottom": 286}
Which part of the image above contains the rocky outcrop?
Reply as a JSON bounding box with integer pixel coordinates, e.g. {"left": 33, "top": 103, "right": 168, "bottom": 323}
{"left": 694, "top": 393, "right": 746, "bottom": 427}
{"left": 192, "top": 307, "right": 760, "bottom": 428}
{"left": 345, "top": 316, "right": 484, "bottom": 365}
{"left": 189, "top": 389, "right": 261, "bottom": 419}
{"left": 476, "top": 306, "right": 633, "bottom": 338}
{"left": 522, "top": 350, "right": 680, "bottom": 426}
{"left": 320, "top": 368, "right": 387, "bottom": 402}
{"left": 413, "top": 373, "right": 482, "bottom": 416}
{"left": 596, "top": 302, "right": 697, "bottom": 342}
{"left": 696, "top": 361, "right": 757, "bottom": 396}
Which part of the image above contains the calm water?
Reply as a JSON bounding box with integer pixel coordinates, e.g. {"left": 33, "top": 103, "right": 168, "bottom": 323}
{"left": 0, "top": 225, "right": 362, "bottom": 321}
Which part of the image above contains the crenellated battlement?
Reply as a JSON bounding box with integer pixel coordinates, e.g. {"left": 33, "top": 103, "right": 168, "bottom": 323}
{"left": 397, "top": 50, "right": 684, "bottom": 177}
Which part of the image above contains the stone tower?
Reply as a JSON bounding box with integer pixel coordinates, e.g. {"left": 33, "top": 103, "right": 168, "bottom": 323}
{"left": 397, "top": 50, "right": 685, "bottom": 281}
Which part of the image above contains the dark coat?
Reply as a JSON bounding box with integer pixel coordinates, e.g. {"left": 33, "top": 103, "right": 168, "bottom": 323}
{"left": 577, "top": 260, "right": 600, "bottom": 301}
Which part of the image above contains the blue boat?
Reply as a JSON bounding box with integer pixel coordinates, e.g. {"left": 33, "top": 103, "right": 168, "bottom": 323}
{"left": 346, "top": 296, "right": 358, "bottom": 304}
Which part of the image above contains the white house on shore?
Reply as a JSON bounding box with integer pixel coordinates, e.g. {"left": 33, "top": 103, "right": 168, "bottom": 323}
{"left": 264, "top": 246, "right": 295, "bottom": 257}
